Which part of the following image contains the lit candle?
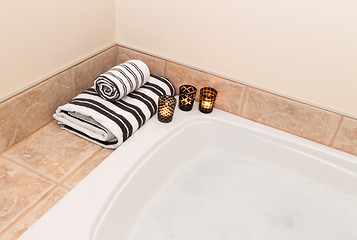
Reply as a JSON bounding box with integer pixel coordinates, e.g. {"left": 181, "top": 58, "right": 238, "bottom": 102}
{"left": 199, "top": 87, "right": 217, "bottom": 114}
{"left": 181, "top": 98, "right": 189, "bottom": 104}
{"left": 178, "top": 85, "right": 197, "bottom": 111}
{"left": 158, "top": 95, "right": 177, "bottom": 123}
{"left": 160, "top": 107, "right": 170, "bottom": 116}
{"left": 201, "top": 99, "right": 212, "bottom": 109}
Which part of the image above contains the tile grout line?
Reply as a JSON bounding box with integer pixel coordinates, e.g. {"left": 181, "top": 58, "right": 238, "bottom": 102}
{"left": 328, "top": 116, "right": 344, "bottom": 147}
{"left": 57, "top": 147, "right": 104, "bottom": 188}
{"left": 163, "top": 60, "right": 168, "bottom": 77}
{"left": 60, "top": 185, "right": 72, "bottom": 191}
{"left": 115, "top": 45, "right": 120, "bottom": 65}
{"left": 1, "top": 155, "right": 56, "bottom": 185}
{"left": 0, "top": 184, "right": 59, "bottom": 238}
{"left": 238, "top": 86, "right": 250, "bottom": 117}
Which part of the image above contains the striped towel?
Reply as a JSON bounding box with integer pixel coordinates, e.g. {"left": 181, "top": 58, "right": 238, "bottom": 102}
{"left": 53, "top": 75, "right": 175, "bottom": 148}
{"left": 94, "top": 60, "right": 150, "bottom": 101}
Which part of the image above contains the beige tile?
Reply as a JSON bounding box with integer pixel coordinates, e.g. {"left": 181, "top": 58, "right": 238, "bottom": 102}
{"left": 0, "top": 70, "right": 73, "bottom": 152}
{"left": 165, "top": 62, "right": 246, "bottom": 114}
{"left": 2, "top": 121, "right": 101, "bottom": 182}
{"left": 0, "top": 157, "right": 54, "bottom": 232}
{"left": 117, "top": 46, "right": 166, "bottom": 76}
{"left": 72, "top": 46, "right": 118, "bottom": 96}
{"left": 0, "top": 186, "right": 68, "bottom": 240}
{"left": 63, "top": 148, "right": 113, "bottom": 189}
{"left": 242, "top": 88, "right": 341, "bottom": 145}
{"left": 71, "top": 55, "right": 94, "bottom": 97}
{"left": 332, "top": 117, "right": 357, "bottom": 155}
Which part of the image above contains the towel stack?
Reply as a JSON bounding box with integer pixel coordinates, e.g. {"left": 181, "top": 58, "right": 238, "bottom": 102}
{"left": 53, "top": 60, "right": 175, "bottom": 148}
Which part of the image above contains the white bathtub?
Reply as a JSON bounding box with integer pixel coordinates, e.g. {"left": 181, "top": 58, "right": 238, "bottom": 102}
{"left": 20, "top": 105, "right": 357, "bottom": 240}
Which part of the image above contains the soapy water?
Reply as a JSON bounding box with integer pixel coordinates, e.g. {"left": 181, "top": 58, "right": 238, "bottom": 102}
{"left": 129, "top": 151, "right": 357, "bottom": 240}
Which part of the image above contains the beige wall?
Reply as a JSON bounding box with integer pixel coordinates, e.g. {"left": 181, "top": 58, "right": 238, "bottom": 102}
{"left": 2, "top": 0, "right": 355, "bottom": 116}
{"left": 0, "top": 0, "right": 116, "bottom": 101}
{"left": 116, "top": 0, "right": 357, "bottom": 117}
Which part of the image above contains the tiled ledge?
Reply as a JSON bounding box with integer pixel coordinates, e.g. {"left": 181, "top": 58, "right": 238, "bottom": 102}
{"left": 0, "top": 121, "right": 113, "bottom": 239}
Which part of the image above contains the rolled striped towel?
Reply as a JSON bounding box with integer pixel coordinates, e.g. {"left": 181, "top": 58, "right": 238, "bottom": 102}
{"left": 94, "top": 60, "right": 150, "bottom": 101}
{"left": 53, "top": 75, "right": 175, "bottom": 148}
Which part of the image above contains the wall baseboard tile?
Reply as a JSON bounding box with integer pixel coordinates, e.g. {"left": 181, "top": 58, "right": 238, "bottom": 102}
{"left": 331, "top": 117, "right": 357, "bottom": 155}
{"left": 1, "top": 43, "right": 356, "bottom": 156}
{"left": 0, "top": 46, "right": 118, "bottom": 152}
{"left": 241, "top": 88, "right": 342, "bottom": 146}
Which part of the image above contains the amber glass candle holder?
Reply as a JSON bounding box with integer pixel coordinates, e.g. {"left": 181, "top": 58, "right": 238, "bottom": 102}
{"left": 199, "top": 87, "right": 218, "bottom": 114}
{"left": 157, "top": 95, "right": 177, "bottom": 123}
{"left": 179, "top": 85, "right": 197, "bottom": 111}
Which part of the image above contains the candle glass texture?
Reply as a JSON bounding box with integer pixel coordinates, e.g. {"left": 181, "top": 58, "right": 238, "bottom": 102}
{"left": 199, "top": 87, "right": 218, "bottom": 114}
{"left": 157, "top": 95, "right": 177, "bottom": 123}
{"left": 179, "top": 85, "right": 197, "bottom": 111}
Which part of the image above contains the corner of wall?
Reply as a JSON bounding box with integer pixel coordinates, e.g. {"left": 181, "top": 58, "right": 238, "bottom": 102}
{"left": 115, "top": 0, "right": 120, "bottom": 45}
{"left": 0, "top": 46, "right": 118, "bottom": 153}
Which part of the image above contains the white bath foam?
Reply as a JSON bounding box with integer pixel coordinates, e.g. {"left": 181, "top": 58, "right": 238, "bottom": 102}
{"left": 129, "top": 150, "right": 357, "bottom": 240}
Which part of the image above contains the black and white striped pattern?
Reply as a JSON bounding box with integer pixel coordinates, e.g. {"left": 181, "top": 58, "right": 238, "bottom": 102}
{"left": 94, "top": 60, "right": 150, "bottom": 101}
{"left": 53, "top": 75, "right": 175, "bottom": 148}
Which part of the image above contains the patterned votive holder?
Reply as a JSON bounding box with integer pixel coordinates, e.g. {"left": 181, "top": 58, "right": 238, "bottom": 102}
{"left": 179, "top": 85, "right": 197, "bottom": 111}
{"left": 199, "top": 87, "right": 218, "bottom": 114}
{"left": 158, "top": 95, "right": 177, "bottom": 123}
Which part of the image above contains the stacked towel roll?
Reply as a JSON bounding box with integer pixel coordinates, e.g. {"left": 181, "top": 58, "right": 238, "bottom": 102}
{"left": 54, "top": 75, "right": 175, "bottom": 148}
{"left": 94, "top": 60, "right": 150, "bottom": 101}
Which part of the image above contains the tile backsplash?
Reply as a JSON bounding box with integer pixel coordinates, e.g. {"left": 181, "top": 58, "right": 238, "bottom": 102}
{"left": 242, "top": 88, "right": 342, "bottom": 145}
{"left": 0, "top": 44, "right": 356, "bottom": 156}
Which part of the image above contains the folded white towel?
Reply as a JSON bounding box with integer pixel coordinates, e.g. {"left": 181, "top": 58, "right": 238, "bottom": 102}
{"left": 94, "top": 60, "right": 150, "bottom": 101}
{"left": 54, "top": 75, "right": 175, "bottom": 148}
